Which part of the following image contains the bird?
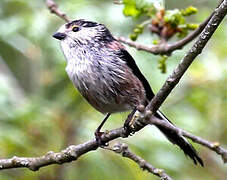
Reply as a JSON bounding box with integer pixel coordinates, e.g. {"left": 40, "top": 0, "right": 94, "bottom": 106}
{"left": 53, "top": 19, "right": 203, "bottom": 166}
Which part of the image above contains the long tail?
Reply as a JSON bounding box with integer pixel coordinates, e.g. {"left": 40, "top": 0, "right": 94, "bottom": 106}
{"left": 155, "top": 110, "right": 204, "bottom": 166}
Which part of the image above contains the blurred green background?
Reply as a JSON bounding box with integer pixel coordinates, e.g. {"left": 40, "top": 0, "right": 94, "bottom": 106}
{"left": 0, "top": 0, "right": 227, "bottom": 179}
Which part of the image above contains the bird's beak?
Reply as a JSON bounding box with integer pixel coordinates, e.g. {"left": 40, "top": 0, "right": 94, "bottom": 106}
{"left": 52, "top": 32, "right": 66, "bottom": 40}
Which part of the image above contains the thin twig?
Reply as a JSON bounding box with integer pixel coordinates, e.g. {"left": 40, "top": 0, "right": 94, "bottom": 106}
{"left": 117, "top": 4, "right": 217, "bottom": 55}
{"left": 148, "top": 117, "right": 227, "bottom": 163}
{"left": 104, "top": 142, "right": 173, "bottom": 180}
{"left": 46, "top": 0, "right": 70, "bottom": 22}
{"left": 46, "top": 0, "right": 215, "bottom": 56}
{"left": 146, "top": 0, "right": 227, "bottom": 114}
{"left": 118, "top": 1, "right": 225, "bottom": 55}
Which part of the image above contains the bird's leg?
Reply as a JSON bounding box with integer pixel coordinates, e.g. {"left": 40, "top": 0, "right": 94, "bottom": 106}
{"left": 95, "top": 113, "right": 111, "bottom": 146}
{"left": 124, "top": 107, "right": 138, "bottom": 135}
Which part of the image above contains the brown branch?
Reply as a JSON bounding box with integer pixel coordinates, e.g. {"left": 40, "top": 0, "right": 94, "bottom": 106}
{"left": 0, "top": 123, "right": 146, "bottom": 171}
{"left": 0, "top": 111, "right": 226, "bottom": 171}
{"left": 148, "top": 116, "right": 227, "bottom": 163}
{"left": 117, "top": 11, "right": 212, "bottom": 56}
{"left": 146, "top": 0, "right": 227, "bottom": 115}
{"left": 103, "top": 142, "right": 173, "bottom": 180}
{"left": 142, "top": 0, "right": 227, "bottom": 162}
{"left": 117, "top": 3, "right": 221, "bottom": 55}
{"left": 46, "top": 0, "right": 70, "bottom": 22}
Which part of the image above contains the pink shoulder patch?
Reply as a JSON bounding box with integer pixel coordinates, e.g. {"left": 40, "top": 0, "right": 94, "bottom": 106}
{"left": 107, "top": 40, "right": 125, "bottom": 50}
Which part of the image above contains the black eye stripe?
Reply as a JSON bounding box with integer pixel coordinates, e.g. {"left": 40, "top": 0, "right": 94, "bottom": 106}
{"left": 82, "top": 22, "right": 98, "bottom": 27}
{"left": 66, "top": 20, "right": 99, "bottom": 29}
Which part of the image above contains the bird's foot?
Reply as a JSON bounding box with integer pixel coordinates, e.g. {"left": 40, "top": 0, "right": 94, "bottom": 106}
{"left": 94, "top": 129, "right": 108, "bottom": 147}
{"left": 94, "top": 113, "right": 111, "bottom": 146}
{"left": 124, "top": 109, "right": 142, "bottom": 136}
{"left": 123, "top": 111, "right": 137, "bottom": 135}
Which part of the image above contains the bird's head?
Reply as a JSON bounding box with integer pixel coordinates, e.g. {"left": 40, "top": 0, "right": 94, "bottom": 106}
{"left": 53, "top": 19, "right": 114, "bottom": 47}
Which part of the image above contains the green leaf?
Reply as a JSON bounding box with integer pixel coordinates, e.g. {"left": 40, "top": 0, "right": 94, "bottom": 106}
{"left": 152, "top": 39, "right": 158, "bottom": 45}
{"left": 122, "top": 0, "right": 159, "bottom": 18}
{"left": 181, "top": 6, "right": 198, "bottom": 16}
{"left": 187, "top": 23, "right": 199, "bottom": 30}
{"left": 130, "top": 33, "right": 138, "bottom": 41}
{"left": 164, "top": 9, "right": 185, "bottom": 28}
{"left": 158, "top": 55, "right": 168, "bottom": 73}
{"left": 123, "top": 0, "right": 141, "bottom": 17}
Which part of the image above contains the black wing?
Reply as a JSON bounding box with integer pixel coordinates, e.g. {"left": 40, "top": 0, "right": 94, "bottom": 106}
{"left": 118, "top": 49, "right": 155, "bottom": 101}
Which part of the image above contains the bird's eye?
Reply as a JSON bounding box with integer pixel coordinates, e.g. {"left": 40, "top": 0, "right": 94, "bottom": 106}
{"left": 72, "top": 26, "right": 80, "bottom": 32}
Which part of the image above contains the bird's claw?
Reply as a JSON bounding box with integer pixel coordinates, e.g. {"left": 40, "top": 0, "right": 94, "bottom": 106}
{"left": 124, "top": 110, "right": 141, "bottom": 135}
{"left": 94, "top": 130, "right": 108, "bottom": 147}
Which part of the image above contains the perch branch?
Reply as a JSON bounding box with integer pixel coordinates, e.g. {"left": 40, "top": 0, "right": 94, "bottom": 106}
{"left": 0, "top": 125, "right": 145, "bottom": 171}
{"left": 148, "top": 117, "right": 227, "bottom": 163}
{"left": 104, "top": 142, "right": 173, "bottom": 180}
{"left": 1, "top": 112, "right": 226, "bottom": 171}
{"left": 1, "top": 113, "right": 226, "bottom": 172}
